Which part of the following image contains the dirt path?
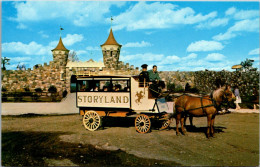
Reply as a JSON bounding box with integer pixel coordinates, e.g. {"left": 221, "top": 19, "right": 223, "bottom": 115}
{"left": 2, "top": 113, "right": 259, "bottom": 166}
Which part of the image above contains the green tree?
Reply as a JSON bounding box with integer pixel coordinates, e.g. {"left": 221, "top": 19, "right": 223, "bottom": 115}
{"left": 240, "top": 58, "right": 254, "bottom": 71}
{"left": 1, "top": 57, "right": 10, "bottom": 70}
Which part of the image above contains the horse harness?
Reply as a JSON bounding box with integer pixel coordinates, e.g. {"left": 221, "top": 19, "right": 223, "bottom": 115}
{"left": 175, "top": 93, "right": 219, "bottom": 115}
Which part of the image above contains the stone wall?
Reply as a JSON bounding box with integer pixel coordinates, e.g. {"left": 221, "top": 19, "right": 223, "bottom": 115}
{"left": 1, "top": 59, "right": 140, "bottom": 94}
{"left": 2, "top": 61, "right": 67, "bottom": 95}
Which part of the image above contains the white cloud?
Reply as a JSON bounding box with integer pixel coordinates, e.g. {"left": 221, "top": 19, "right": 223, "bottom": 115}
{"left": 249, "top": 56, "right": 259, "bottom": 62}
{"left": 38, "top": 31, "right": 49, "bottom": 38}
{"left": 161, "top": 58, "right": 234, "bottom": 71}
{"left": 145, "top": 31, "right": 156, "bottom": 35}
{"left": 120, "top": 53, "right": 164, "bottom": 62}
{"left": 196, "top": 18, "right": 229, "bottom": 29}
{"left": 212, "top": 30, "right": 236, "bottom": 41}
{"left": 2, "top": 34, "right": 83, "bottom": 57}
{"left": 75, "top": 50, "right": 88, "bottom": 55}
{"left": 229, "top": 19, "right": 259, "bottom": 32}
{"left": 63, "top": 34, "right": 84, "bottom": 46}
{"left": 213, "top": 18, "right": 259, "bottom": 41}
{"left": 86, "top": 46, "right": 100, "bottom": 51}
{"left": 16, "top": 23, "right": 27, "bottom": 29}
{"left": 11, "top": 57, "right": 32, "bottom": 62}
{"left": 124, "top": 41, "right": 152, "bottom": 47}
{"left": 2, "top": 41, "right": 51, "bottom": 55}
{"left": 234, "top": 9, "right": 259, "bottom": 20}
{"left": 205, "top": 53, "right": 226, "bottom": 61}
{"left": 225, "top": 7, "right": 236, "bottom": 16}
{"left": 187, "top": 40, "right": 224, "bottom": 52}
{"left": 183, "top": 53, "right": 197, "bottom": 60}
{"left": 248, "top": 48, "right": 259, "bottom": 55}
{"left": 160, "top": 55, "right": 181, "bottom": 65}
{"left": 113, "top": 1, "right": 217, "bottom": 31}
{"left": 11, "top": 1, "right": 126, "bottom": 27}
{"left": 49, "top": 34, "right": 84, "bottom": 47}
{"left": 225, "top": 7, "right": 258, "bottom": 20}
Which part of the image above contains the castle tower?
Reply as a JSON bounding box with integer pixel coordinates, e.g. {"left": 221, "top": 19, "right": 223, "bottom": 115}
{"left": 51, "top": 37, "right": 70, "bottom": 67}
{"left": 101, "top": 28, "right": 122, "bottom": 69}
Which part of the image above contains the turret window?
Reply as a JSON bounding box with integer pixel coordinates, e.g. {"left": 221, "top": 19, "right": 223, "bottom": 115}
{"left": 110, "top": 51, "right": 113, "bottom": 57}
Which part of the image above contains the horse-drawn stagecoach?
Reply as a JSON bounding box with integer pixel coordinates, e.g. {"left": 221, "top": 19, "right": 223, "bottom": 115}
{"left": 76, "top": 75, "right": 170, "bottom": 133}
{"left": 76, "top": 74, "right": 235, "bottom": 137}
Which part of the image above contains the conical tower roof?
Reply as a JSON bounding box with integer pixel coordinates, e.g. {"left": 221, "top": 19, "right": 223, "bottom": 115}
{"left": 101, "top": 29, "right": 122, "bottom": 47}
{"left": 52, "top": 37, "right": 69, "bottom": 51}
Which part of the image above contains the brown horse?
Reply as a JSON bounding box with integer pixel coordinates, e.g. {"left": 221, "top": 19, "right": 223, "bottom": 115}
{"left": 174, "top": 86, "right": 235, "bottom": 138}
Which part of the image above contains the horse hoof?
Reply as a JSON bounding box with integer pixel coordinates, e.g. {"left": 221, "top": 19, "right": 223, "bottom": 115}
{"left": 176, "top": 132, "right": 180, "bottom": 136}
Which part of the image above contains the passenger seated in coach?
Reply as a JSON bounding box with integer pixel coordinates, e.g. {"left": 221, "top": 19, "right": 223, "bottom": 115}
{"left": 80, "top": 84, "right": 87, "bottom": 91}
{"left": 124, "top": 87, "right": 130, "bottom": 92}
{"left": 115, "top": 84, "right": 121, "bottom": 92}
{"left": 103, "top": 86, "right": 108, "bottom": 92}
{"left": 93, "top": 86, "right": 99, "bottom": 91}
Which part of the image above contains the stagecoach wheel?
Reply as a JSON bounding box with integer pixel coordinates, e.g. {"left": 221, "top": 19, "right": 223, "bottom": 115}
{"left": 83, "top": 111, "right": 101, "bottom": 131}
{"left": 160, "top": 119, "right": 171, "bottom": 130}
{"left": 135, "top": 114, "right": 151, "bottom": 134}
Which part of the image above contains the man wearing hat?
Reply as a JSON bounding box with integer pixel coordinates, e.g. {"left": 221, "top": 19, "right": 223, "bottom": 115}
{"left": 139, "top": 64, "right": 149, "bottom": 87}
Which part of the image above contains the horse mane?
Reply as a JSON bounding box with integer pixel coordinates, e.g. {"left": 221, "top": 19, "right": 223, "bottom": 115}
{"left": 212, "top": 87, "right": 225, "bottom": 102}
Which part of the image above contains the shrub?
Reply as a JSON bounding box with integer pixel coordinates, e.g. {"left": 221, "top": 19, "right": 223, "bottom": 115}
{"left": 24, "top": 87, "right": 30, "bottom": 92}
{"left": 35, "top": 88, "right": 43, "bottom": 93}
{"left": 48, "top": 86, "right": 57, "bottom": 93}
{"left": 189, "top": 87, "right": 199, "bottom": 93}
{"left": 2, "top": 93, "right": 7, "bottom": 102}
{"left": 62, "top": 90, "right": 68, "bottom": 98}
{"left": 2, "top": 87, "right": 7, "bottom": 92}
{"left": 175, "top": 84, "right": 184, "bottom": 92}
{"left": 167, "top": 82, "right": 175, "bottom": 92}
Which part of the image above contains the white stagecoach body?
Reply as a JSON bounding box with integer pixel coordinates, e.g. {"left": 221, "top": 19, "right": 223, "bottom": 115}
{"left": 76, "top": 75, "right": 168, "bottom": 113}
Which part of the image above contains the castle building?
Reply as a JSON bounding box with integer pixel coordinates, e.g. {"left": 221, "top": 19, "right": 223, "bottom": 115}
{"left": 101, "top": 28, "right": 122, "bottom": 70}
{"left": 1, "top": 28, "right": 139, "bottom": 94}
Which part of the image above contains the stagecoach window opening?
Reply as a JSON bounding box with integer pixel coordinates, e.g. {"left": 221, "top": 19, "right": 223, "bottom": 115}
{"left": 77, "top": 78, "right": 130, "bottom": 92}
{"left": 78, "top": 80, "right": 90, "bottom": 92}
{"left": 111, "top": 80, "right": 129, "bottom": 92}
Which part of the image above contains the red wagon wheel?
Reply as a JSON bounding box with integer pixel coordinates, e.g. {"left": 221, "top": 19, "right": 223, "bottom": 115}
{"left": 135, "top": 114, "right": 151, "bottom": 133}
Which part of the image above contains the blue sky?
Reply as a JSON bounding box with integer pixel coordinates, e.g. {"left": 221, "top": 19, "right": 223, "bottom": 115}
{"left": 2, "top": 1, "right": 259, "bottom": 71}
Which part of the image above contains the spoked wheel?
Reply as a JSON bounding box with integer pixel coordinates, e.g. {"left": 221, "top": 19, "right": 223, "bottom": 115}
{"left": 160, "top": 119, "right": 171, "bottom": 130}
{"left": 83, "top": 111, "right": 102, "bottom": 131}
{"left": 135, "top": 114, "right": 151, "bottom": 133}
